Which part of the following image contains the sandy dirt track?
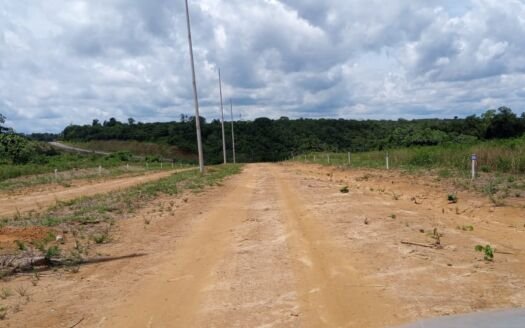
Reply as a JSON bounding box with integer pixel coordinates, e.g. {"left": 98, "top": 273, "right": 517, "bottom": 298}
{"left": 0, "top": 169, "right": 189, "bottom": 218}
{"left": 2, "top": 163, "right": 524, "bottom": 328}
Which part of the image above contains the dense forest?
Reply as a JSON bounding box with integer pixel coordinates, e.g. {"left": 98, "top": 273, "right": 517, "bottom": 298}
{"left": 57, "top": 106, "right": 525, "bottom": 164}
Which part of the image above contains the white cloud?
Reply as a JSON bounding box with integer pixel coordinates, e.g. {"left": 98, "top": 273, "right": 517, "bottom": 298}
{"left": 0, "top": 0, "right": 525, "bottom": 132}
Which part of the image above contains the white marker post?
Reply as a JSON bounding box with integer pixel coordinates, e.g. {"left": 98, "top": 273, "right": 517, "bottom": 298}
{"left": 348, "top": 152, "right": 351, "bottom": 166}
{"left": 327, "top": 154, "right": 330, "bottom": 164}
{"left": 126, "top": 163, "right": 129, "bottom": 171}
{"left": 54, "top": 169, "right": 58, "bottom": 180}
{"left": 98, "top": 165, "right": 102, "bottom": 175}
{"left": 386, "top": 152, "right": 390, "bottom": 170}
{"left": 471, "top": 153, "right": 477, "bottom": 180}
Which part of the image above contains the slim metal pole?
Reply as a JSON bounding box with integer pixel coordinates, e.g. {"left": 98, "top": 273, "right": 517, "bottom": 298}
{"left": 230, "top": 99, "right": 236, "bottom": 164}
{"left": 184, "top": 0, "right": 204, "bottom": 174}
{"left": 471, "top": 154, "right": 477, "bottom": 180}
{"left": 218, "top": 69, "right": 227, "bottom": 164}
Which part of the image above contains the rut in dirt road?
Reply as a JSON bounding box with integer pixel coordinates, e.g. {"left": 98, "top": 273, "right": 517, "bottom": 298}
{"left": 103, "top": 164, "right": 399, "bottom": 328}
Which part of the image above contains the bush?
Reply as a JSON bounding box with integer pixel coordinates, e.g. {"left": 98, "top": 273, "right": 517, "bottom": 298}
{"left": 0, "top": 134, "right": 36, "bottom": 164}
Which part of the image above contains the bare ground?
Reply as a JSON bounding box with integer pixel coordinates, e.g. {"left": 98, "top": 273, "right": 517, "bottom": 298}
{"left": 1, "top": 163, "right": 524, "bottom": 327}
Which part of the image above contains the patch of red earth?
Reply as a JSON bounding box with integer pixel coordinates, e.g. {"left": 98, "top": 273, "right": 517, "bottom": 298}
{"left": 0, "top": 226, "right": 51, "bottom": 250}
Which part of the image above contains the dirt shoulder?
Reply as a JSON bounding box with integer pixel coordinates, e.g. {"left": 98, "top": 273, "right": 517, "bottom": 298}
{"left": 0, "top": 169, "right": 191, "bottom": 218}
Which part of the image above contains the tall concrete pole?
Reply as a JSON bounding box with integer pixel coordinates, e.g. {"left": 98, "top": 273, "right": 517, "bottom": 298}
{"left": 218, "top": 69, "right": 227, "bottom": 164}
{"left": 230, "top": 99, "right": 236, "bottom": 164}
{"left": 184, "top": 0, "right": 204, "bottom": 173}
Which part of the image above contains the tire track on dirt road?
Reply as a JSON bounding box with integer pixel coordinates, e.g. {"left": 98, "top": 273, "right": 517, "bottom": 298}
{"left": 102, "top": 165, "right": 258, "bottom": 327}
{"left": 273, "top": 164, "right": 399, "bottom": 328}
{"left": 0, "top": 169, "right": 194, "bottom": 217}
{"left": 102, "top": 164, "right": 399, "bottom": 327}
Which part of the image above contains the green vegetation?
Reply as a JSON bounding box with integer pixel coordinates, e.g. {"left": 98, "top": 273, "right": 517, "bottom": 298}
{"left": 475, "top": 244, "right": 494, "bottom": 261}
{"left": 56, "top": 107, "right": 525, "bottom": 164}
{"left": 66, "top": 140, "right": 194, "bottom": 162}
{"left": 301, "top": 136, "right": 525, "bottom": 175}
{"left": 340, "top": 186, "right": 349, "bottom": 193}
{"left": 448, "top": 193, "right": 458, "bottom": 203}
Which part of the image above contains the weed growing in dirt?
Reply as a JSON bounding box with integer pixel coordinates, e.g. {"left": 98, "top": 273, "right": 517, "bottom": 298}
{"left": 428, "top": 228, "right": 443, "bottom": 246}
{"left": 92, "top": 230, "right": 110, "bottom": 244}
{"left": 475, "top": 244, "right": 494, "bottom": 261}
{"left": 457, "top": 225, "right": 474, "bottom": 231}
{"left": 447, "top": 193, "right": 458, "bottom": 203}
{"left": 45, "top": 245, "right": 61, "bottom": 260}
{"left": 0, "top": 288, "right": 12, "bottom": 300}
{"left": 14, "top": 240, "right": 26, "bottom": 251}
{"left": 0, "top": 306, "right": 6, "bottom": 320}
{"left": 340, "top": 186, "right": 349, "bottom": 193}
{"left": 389, "top": 214, "right": 397, "bottom": 219}
{"left": 392, "top": 192, "right": 400, "bottom": 200}
{"left": 15, "top": 286, "right": 28, "bottom": 297}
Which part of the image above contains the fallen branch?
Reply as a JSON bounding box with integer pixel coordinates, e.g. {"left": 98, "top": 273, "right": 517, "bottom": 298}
{"left": 1, "top": 253, "right": 147, "bottom": 277}
{"left": 401, "top": 241, "right": 436, "bottom": 248}
{"left": 69, "top": 317, "right": 84, "bottom": 328}
{"left": 495, "top": 250, "right": 514, "bottom": 255}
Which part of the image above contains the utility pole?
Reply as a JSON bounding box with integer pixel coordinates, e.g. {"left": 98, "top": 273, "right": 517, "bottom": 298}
{"left": 230, "top": 99, "right": 236, "bottom": 164}
{"left": 184, "top": 0, "right": 204, "bottom": 174}
{"left": 218, "top": 69, "right": 227, "bottom": 164}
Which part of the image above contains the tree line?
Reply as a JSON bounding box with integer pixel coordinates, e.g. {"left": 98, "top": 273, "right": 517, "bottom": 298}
{"left": 57, "top": 106, "right": 525, "bottom": 164}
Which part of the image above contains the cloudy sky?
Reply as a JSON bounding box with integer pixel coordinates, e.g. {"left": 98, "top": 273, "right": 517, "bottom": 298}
{"left": 1, "top": 0, "right": 525, "bottom": 133}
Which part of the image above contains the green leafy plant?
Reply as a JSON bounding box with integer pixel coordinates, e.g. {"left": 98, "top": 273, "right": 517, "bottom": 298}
{"left": 340, "top": 186, "right": 349, "bottom": 193}
{"left": 92, "top": 230, "right": 110, "bottom": 244}
{"left": 475, "top": 244, "right": 494, "bottom": 261}
{"left": 45, "top": 245, "right": 61, "bottom": 260}
{"left": 447, "top": 193, "right": 458, "bottom": 203}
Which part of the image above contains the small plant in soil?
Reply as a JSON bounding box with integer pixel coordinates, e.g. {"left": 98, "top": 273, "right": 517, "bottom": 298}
{"left": 45, "top": 245, "right": 61, "bottom": 260}
{"left": 340, "top": 186, "right": 349, "bottom": 193}
{"left": 428, "top": 228, "right": 443, "bottom": 246}
{"left": 475, "top": 244, "right": 494, "bottom": 261}
{"left": 0, "top": 306, "right": 7, "bottom": 320}
{"left": 93, "top": 232, "right": 109, "bottom": 244}
{"left": 0, "top": 288, "right": 12, "bottom": 300}
{"left": 447, "top": 193, "right": 458, "bottom": 203}
{"left": 14, "top": 240, "right": 26, "bottom": 251}
{"left": 15, "top": 286, "right": 28, "bottom": 297}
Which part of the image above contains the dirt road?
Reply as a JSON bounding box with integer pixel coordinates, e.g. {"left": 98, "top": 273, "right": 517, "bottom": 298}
{"left": 0, "top": 169, "right": 190, "bottom": 217}
{"left": 2, "top": 163, "right": 525, "bottom": 327}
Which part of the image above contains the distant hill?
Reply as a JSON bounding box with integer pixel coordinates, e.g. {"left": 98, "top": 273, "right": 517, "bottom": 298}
{"left": 63, "top": 140, "right": 196, "bottom": 161}
{"left": 61, "top": 107, "right": 525, "bottom": 164}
